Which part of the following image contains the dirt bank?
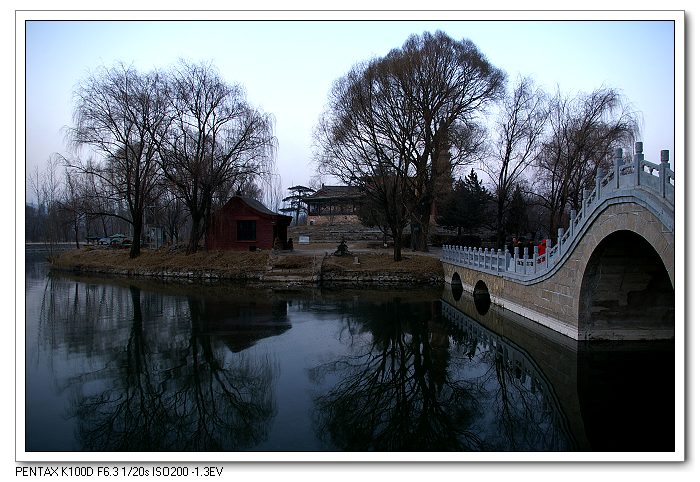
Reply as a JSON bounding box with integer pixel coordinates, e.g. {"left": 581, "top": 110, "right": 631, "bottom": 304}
{"left": 50, "top": 246, "right": 444, "bottom": 287}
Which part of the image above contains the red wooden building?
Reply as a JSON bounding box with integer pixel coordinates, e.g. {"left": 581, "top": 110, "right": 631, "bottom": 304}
{"left": 206, "top": 196, "right": 292, "bottom": 251}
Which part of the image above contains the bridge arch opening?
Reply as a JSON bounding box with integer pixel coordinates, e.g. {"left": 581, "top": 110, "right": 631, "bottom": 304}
{"left": 451, "top": 272, "right": 463, "bottom": 301}
{"left": 473, "top": 280, "right": 491, "bottom": 315}
{"left": 578, "top": 230, "right": 674, "bottom": 339}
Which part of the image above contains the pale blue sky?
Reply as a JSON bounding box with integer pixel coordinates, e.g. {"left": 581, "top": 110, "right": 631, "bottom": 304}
{"left": 24, "top": 18, "right": 677, "bottom": 203}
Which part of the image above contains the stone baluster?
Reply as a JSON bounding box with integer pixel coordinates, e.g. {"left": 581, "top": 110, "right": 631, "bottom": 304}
{"left": 660, "top": 150, "right": 670, "bottom": 198}
{"left": 569, "top": 209, "right": 577, "bottom": 235}
{"left": 504, "top": 244, "right": 510, "bottom": 271}
{"left": 523, "top": 246, "right": 529, "bottom": 274}
{"left": 634, "top": 141, "right": 644, "bottom": 186}
{"left": 582, "top": 189, "right": 590, "bottom": 216}
{"left": 491, "top": 248, "right": 496, "bottom": 271}
{"left": 531, "top": 248, "right": 537, "bottom": 273}
{"left": 514, "top": 246, "right": 519, "bottom": 273}
{"left": 545, "top": 239, "right": 551, "bottom": 269}
{"left": 614, "top": 147, "right": 623, "bottom": 189}
{"left": 557, "top": 228, "right": 564, "bottom": 258}
{"left": 496, "top": 249, "right": 502, "bottom": 273}
{"left": 596, "top": 167, "right": 604, "bottom": 199}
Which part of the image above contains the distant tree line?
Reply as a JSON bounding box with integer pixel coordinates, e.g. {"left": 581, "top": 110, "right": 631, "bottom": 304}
{"left": 28, "top": 60, "right": 281, "bottom": 258}
{"left": 314, "top": 30, "right": 640, "bottom": 259}
{"left": 29, "top": 31, "right": 643, "bottom": 261}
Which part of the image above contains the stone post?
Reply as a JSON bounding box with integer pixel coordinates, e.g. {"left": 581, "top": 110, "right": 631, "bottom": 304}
{"left": 504, "top": 244, "right": 510, "bottom": 271}
{"left": 545, "top": 238, "right": 551, "bottom": 268}
{"left": 660, "top": 150, "right": 670, "bottom": 198}
{"left": 524, "top": 247, "right": 529, "bottom": 274}
{"left": 514, "top": 246, "right": 520, "bottom": 273}
{"left": 557, "top": 228, "right": 564, "bottom": 258}
{"left": 497, "top": 248, "right": 502, "bottom": 273}
{"left": 615, "top": 147, "right": 623, "bottom": 189}
{"left": 582, "top": 189, "right": 590, "bottom": 216}
{"left": 596, "top": 167, "right": 604, "bottom": 199}
{"left": 634, "top": 141, "right": 644, "bottom": 186}
{"left": 569, "top": 209, "right": 577, "bottom": 235}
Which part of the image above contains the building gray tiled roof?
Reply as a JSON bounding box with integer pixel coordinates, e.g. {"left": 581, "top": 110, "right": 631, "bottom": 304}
{"left": 303, "top": 185, "right": 362, "bottom": 201}
{"left": 237, "top": 196, "right": 290, "bottom": 218}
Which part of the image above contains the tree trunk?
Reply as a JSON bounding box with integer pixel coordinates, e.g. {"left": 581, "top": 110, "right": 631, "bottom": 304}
{"left": 417, "top": 210, "right": 431, "bottom": 252}
{"left": 73, "top": 219, "right": 80, "bottom": 249}
{"left": 496, "top": 195, "right": 506, "bottom": 248}
{"left": 392, "top": 226, "right": 402, "bottom": 261}
{"left": 130, "top": 218, "right": 142, "bottom": 258}
{"left": 187, "top": 212, "right": 203, "bottom": 254}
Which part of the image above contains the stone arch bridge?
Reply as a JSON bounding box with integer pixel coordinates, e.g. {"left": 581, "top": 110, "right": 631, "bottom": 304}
{"left": 442, "top": 142, "right": 675, "bottom": 341}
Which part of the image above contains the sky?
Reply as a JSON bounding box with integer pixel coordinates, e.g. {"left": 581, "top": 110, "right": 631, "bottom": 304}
{"left": 22, "top": 13, "right": 679, "bottom": 207}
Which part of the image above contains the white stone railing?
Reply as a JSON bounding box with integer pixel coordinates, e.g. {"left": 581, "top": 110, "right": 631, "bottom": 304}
{"left": 442, "top": 141, "right": 675, "bottom": 283}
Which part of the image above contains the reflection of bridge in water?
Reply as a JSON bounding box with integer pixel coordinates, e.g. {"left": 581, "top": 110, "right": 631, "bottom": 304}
{"left": 442, "top": 142, "right": 675, "bottom": 341}
{"left": 442, "top": 280, "right": 675, "bottom": 452}
{"left": 441, "top": 287, "right": 587, "bottom": 450}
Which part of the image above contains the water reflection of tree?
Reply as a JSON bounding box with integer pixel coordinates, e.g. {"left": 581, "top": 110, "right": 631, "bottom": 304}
{"left": 488, "top": 348, "right": 570, "bottom": 450}
{"left": 449, "top": 328, "right": 573, "bottom": 451}
{"left": 63, "top": 286, "right": 278, "bottom": 451}
{"left": 310, "top": 298, "right": 572, "bottom": 451}
{"left": 309, "top": 299, "right": 486, "bottom": 451}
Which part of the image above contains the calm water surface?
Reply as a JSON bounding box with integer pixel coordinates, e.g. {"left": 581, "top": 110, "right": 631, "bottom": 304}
{"left": 24, "top": 254, "right": 674, "bottom": 452}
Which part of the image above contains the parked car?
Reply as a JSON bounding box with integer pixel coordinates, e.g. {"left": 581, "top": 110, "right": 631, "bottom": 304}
{"left": 108, "top": 234, "right": 131, "bottom": 248}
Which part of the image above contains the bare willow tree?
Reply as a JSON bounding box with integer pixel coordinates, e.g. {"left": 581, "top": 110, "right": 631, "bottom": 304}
{"left": 315, "top": 61, "right": 421, "bottom": 261}
{"left": 67, "top": 63, "right": 170, "bottom": 258}
{"left": 315, "top": 31, "right": 504, "bottom": 257}
{"left": 157, "top": 61, "right": 276, "bottom": 253}
{"left": 393, "top": 31, "right": 504, "bottom": 251}
{"left": 28, "top": 154, "right": 65, "bottom": 251}
{"left": 483, "top": 76, "right": 548, "bottom": 247}
{"left": 533, "top": 87, "right": 639, "bottom": 238}
{"left": 260, "top": 173, "right": 284, "bottom": 214}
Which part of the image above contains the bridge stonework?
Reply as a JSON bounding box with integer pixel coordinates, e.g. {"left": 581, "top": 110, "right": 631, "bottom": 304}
{"left": 442, "top": 142, "right": 675, "bottom": 341}
{"left": 445, "top": 201, "right": 674, "bottom": 340}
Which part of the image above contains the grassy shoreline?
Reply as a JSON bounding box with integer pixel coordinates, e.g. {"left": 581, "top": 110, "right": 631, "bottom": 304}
{"left": 50, "top": 246, "right": 445, "bottom": 286}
